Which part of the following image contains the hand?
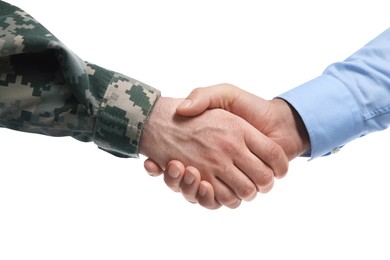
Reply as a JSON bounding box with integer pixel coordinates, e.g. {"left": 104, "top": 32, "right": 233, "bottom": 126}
{"left": 175, "top": 84, "right": 310, "bottom": 160}
{"left": 144, "top": 84, "right": 310, "bottom": 207}
{"left": 140, "top": 96, "right": 288, "bottom": 209}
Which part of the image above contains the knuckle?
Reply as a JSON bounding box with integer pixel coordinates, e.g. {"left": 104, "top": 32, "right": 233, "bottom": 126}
{"left": 218, "top": 138, "right": 240, "bottom": 155}
{"left": 237, "top": 184, "right": 257, "bottom": 201}
{"left": 267, "top": 142, "right": 289, "bottom": 178}
{"left": 164, "top": 177, "right": 180, "bottom": 192}
{"left": 208, "top": 204, "right": 222, "bottom": 210}
{"left": 217, "top": 193, "right": 241, "bottom": 208}
{"left": 277, "top": 162, "right": 289, "bottom": 179}
{"left": 190, "top": 87, "right": 205, "bottom": 96}
{"left": 269, "top": 142, "right": 282, "bottom": 160}
{"left": 256, "top": 167, "right": 274, "bottom": 193}
{"left": 199, "top": 200, "right": 221, "bottom": 210}
{"left": 227, "top": 199, "right": 242, "bottom": 209}
{"left": 220, "top": 83, "right": 236, "bottom": 90}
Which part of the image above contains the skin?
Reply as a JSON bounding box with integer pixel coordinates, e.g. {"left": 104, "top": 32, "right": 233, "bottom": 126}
{"left": 139, "top": 96, "right": 289, "bottom": 209}
{"left": 144, "top": 84, "right": 310, "bottom": 209}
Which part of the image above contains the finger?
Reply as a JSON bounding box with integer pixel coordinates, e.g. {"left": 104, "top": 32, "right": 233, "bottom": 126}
{"left": 164, "top": 160, "right": 186, "bottom": 192}
{"left": 176, "top": 84, "right": 240, "bottom": 116}
{"left": 214, "top": 163, "right": 258, "bottom": 201}
{"left": 232, "top": 147, "right": 275, "bottom": 194}
{"left": 196, "top": 181, "right": 222, "bottom": 210}
{"left": 144, "top": 158, "right": 163, "bottom": 176}
{"left": 179, "top": 166, "right": 202, "bottom": 204}
{"left": 207, "top": 176, "right": 242, "bottom": 209}
{"left": 245, "top": 128, "right": 289, "bottom": 180}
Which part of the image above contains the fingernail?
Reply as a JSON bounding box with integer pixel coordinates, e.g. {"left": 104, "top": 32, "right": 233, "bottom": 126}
{"left": 199, "top": 184, "right": 207, "bottom": 197}
{"left": 177, "top": 99, "right": 192, "bottom": 110}
{"left": 168, "top": 166, "right": 180, "bottom": 178}
{"left": 184, "top": 172, "right": 195, "bottom": 185}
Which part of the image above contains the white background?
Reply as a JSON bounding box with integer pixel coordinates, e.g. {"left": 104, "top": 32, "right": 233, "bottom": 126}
{"left": 1, "top": 0, "right": 390, "bottom": 259}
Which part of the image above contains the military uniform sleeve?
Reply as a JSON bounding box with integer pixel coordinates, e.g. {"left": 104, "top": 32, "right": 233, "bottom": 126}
{"left": 0, "top": 1, "right": 161, "bottom": 158}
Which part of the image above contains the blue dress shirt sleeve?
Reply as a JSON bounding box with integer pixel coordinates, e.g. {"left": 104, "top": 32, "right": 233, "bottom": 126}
{"left": 278, "top": 28, "right": 390, "bottom": 159}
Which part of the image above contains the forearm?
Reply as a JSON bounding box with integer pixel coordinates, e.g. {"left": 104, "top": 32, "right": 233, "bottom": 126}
{"left": 0, "top": 1, "right": 160, "bottom": 157}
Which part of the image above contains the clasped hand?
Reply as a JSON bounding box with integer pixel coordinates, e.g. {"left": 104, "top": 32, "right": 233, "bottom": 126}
{"left": 141, "top": 84, "right": 310, "bottom": 209}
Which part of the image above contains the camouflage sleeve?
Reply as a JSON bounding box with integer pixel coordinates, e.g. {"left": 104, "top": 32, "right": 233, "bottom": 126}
{"left": 0, "top": 1, "right": 161, "bottom": 158}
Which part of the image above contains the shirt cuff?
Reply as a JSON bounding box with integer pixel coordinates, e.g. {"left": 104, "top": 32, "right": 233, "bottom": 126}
{"left": 278, "top": 75, "right": 363, "bottom": 159}
{"left": 93, "top": 73, "right": 161, "bottom": 158}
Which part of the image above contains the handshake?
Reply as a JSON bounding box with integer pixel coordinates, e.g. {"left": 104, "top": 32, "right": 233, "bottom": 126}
{"left": 139, "top": 83, "right": 310, "bottom": 210}
{"left": 2, "top": 0, "right": 386, "bottom": 212}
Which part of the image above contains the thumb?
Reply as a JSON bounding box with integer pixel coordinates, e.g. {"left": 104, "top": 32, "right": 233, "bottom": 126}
{"left": 176, "top": 84, "right": 238, "bottom": 116}
{"left": 176, "top": 88, "right": 212, "bottom": 116}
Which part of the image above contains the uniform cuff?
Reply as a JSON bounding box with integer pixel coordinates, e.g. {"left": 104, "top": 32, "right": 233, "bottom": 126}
{"left": 93, "top": 73, "right": 161, "bottom": 158}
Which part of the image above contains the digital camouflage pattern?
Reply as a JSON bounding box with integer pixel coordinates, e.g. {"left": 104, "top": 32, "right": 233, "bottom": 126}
{"left": 0, "top": 1, "right": 161, "bottom": 158}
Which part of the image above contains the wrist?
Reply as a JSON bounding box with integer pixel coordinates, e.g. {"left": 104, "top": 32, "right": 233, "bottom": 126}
{"left": 139, "top": 97, "right": 184, "bottom": 161}
{"left": 270, "top": 98, "right": 310, "bottom": 160}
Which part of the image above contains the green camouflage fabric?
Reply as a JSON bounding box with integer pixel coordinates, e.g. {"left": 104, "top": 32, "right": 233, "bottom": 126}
{"left": 0, "top": 1, "right": 161, "bottom": 158}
